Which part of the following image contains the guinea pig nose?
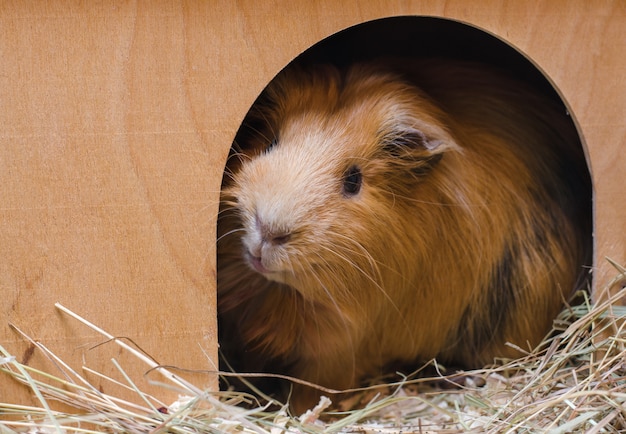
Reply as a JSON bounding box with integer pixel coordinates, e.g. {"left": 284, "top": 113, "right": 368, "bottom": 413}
{"left": 261, "top": 227, "right": 291, "bottom": 246}
{"left": 269, "top": 232, "right": 291, "bottom": 245}
{"left": 255, "top": 214, "right": 291, "bottom": 245}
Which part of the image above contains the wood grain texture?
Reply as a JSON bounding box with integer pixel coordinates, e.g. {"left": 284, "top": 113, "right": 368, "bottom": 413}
{"left": 0, "top": 0, "right": 623, "bottom": 407}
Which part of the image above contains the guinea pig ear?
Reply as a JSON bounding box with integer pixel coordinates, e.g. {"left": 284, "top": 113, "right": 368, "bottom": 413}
{"left": 382, "top": 126, "right": 445, "bottom": 176}
{"left": 394, "top": 127, "right": 445, "bottom": 151}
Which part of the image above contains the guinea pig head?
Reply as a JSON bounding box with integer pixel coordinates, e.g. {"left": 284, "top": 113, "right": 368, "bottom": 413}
{"left": 227, "top": 67, "right": 460, "bottom": 306}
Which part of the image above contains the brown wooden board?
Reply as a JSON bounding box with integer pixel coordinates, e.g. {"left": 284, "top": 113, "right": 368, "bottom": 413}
{"left": 1, "top": 0, "right": 624, "bottom": 407}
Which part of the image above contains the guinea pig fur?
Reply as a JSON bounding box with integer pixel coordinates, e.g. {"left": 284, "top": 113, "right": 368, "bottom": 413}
{"left": 217, "top": 60, "right": 591, "bottom": 412}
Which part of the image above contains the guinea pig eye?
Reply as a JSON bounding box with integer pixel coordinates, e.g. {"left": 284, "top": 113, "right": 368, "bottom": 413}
{"left": 342, "top": 165, "right": 362, "bottom": 197}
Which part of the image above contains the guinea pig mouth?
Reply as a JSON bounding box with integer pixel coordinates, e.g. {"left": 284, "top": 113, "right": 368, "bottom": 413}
{"left": 244, "top": 249, "right": 272, "bottom": 275}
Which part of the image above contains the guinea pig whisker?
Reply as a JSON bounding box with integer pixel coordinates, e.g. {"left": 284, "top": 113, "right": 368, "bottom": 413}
{"left": 320, "top": 240, "right": 420, "bottom": 346}
{"left": 225, "top": 149, "right": 253, "bottom": 169}
{"left": 305, "top": 250, "right": 362, "bottom": 310}
{"left": 216, "top": 227, "right": 246, "bottom": 245}
{"left": 216, "top": 209, "right": 234, "bottom": 222}
{"left": 326, "top": 232, "right": 384, "bottom": 282}
{"left": 315, "top": 242, "right": 391, "bottom": 305}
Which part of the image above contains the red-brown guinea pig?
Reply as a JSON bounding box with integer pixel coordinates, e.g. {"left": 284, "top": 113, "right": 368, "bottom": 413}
{"left": 217, "top": 59, "right": 591, "bottom": 412}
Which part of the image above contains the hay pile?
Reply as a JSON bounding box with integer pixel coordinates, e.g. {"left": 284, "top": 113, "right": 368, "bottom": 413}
{"left": 1, "top": 264, "right": 625, "bottom": 433}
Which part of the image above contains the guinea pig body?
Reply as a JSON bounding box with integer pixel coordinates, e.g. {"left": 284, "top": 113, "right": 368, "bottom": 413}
{"left": 217, "top": 60, "right": 591, "bottom": 411}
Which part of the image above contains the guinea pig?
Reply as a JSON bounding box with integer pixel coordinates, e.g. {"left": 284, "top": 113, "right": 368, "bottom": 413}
{"left": 217, "top": 59, "right": 591, "bottom": 412}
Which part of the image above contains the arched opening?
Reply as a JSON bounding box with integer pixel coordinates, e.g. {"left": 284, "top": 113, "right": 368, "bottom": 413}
{"left": 217, "top": 16, "right": 593, "bottom": 407}
{"left": 294, "top": 17, "right": 578, "bottom": 111}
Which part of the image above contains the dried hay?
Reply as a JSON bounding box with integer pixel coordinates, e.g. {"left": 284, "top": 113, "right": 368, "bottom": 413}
{"left": 1, "top": 261, "right": 625, "bottom": 433}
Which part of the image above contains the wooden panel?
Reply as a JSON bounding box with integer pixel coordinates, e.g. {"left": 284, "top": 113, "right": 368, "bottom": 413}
{"left": 0, "top": 0, "right": 623, "bottom": 407}
{"left": 0, "top": 1, "right": 220, "bottom": 405}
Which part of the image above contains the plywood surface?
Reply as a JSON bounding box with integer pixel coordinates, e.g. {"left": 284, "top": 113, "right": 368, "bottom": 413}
{"left": 0, "top": 0, "right": 624, "bottom": 407}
